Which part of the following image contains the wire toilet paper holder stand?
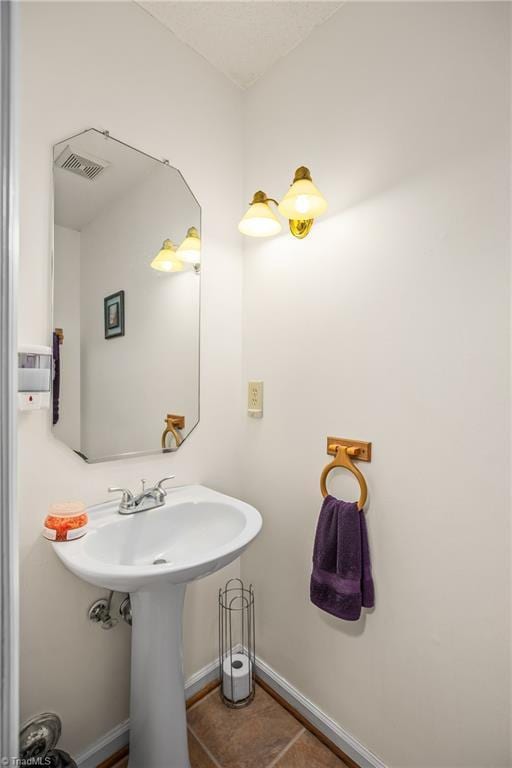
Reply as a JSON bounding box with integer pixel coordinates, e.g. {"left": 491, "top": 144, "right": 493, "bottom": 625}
{"left": 218, "top": 578, "right": 256, "bottom": 707}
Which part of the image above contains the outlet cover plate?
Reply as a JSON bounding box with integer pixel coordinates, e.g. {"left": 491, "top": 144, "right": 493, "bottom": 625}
{"left": 248, "top": 381, "right": 263, "bottom": 418}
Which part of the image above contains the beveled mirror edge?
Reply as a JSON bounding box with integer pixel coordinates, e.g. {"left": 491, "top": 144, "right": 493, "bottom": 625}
{"left": 78, "top": 419, "right": 202, "bottom": 464}
{"left": 50, "top": 127, "right": 202, "bottom": 464}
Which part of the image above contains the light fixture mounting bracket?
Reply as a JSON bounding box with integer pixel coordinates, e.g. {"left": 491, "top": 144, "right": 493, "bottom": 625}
{"left": 250, "top": 190, "right": 278, "bottom": 206}
{"left": 289, "top": 218, "right": 314, "bottom": 238}
{"left": 293, "top": 165, "right": 312, "bottom": 183}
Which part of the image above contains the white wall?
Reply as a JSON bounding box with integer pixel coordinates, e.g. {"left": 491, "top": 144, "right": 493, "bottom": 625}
{"left": 241, "top": 3, "right": 510, "bottom": 768}
{"left": 19, "top": 1, "right": 243, "bottom": 756}
{"left": 19, "top": 2, "right": 511, "bottom": 766}
{"left": 53, "top": 225, "right": 81, "bottom": 449}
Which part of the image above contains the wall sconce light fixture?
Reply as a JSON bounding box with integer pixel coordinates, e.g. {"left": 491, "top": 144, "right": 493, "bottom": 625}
{"left": 238, "top": 191, "right": 282, "bottom": 237}
{"left": 177, "top": 226, "right": 201, "bottom": 268}
{"left": 278, "top": 166, "right": 328, "bottom": 238}
{"left": 239, "top": 167, "right": 327, "bottom": 240}
{"left": 150, "top": 239, "right": 184, "bottom": 272}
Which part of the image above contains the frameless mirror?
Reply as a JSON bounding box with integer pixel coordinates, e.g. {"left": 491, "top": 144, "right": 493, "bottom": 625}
{"left": 52, "top": 129, "right": 200, "bottom": 462}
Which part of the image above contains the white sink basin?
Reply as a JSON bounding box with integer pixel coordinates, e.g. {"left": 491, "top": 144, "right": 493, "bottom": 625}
{"left": 53, "top": 484, "right": 261, "bottom": 592}
{"left": 52, "top": 484, "right": 262, "bottom": 768}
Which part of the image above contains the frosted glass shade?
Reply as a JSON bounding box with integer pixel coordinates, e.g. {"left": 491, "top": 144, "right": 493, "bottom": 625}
{"left": 238, "top": 197, "right": 282, "bottom": 237}
{"left": 278, "top": 177, "right": 328, "bottom": 220}
{"left": 177, "top": 226, "right": 201, "bottom": 264}
{"left": 151, "top": 239, "right": 184, "bottom": 272}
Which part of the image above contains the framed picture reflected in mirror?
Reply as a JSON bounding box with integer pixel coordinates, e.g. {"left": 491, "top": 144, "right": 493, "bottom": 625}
{"left": 104, "top": 290, "right": 125, "bottom": 339}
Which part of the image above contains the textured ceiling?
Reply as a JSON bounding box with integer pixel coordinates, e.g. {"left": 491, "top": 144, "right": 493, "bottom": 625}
{"left": 137, "top": 1, "right": 343, "bottom": 89}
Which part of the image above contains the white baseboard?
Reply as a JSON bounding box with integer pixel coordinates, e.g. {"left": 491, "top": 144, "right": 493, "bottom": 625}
{"left": 255, "top": 655, "right": 386, "bottom": 768}
{"left": 75, "top": 718, "right": 129, "bottom": 768}
{"left": 76, "top": 654, "right": 386, "bottom": 768}
{"left": 183, "top": 656, "right": 220, "bottom": 701}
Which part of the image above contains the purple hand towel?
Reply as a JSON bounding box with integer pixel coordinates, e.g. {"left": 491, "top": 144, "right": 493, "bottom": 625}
{"left": 52, "top": 331, "right": 60, "bottom": 426}
{"left": 310, "top": 495, "right": 374, "bottom": 621}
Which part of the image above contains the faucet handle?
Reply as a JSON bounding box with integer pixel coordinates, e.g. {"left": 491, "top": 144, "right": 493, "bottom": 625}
{"left": 155, "top": 475, "right": 176, "bottom": 494}
{"left": 108, "top": 487, "right": 134, "bottom": 505}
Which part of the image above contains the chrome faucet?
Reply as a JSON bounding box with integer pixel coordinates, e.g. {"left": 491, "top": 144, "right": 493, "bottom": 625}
{"left": 108, "top": 476, "right": 175, "bottom": 515}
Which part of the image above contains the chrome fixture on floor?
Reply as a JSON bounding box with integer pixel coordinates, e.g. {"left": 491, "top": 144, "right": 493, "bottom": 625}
{"left": 20, "top": 713, "right": 77, "bottom": 767}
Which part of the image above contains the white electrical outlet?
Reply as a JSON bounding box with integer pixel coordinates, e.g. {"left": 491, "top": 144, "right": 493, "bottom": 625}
{"left": 248, "top": 381, "right": 263, "bottom": 418}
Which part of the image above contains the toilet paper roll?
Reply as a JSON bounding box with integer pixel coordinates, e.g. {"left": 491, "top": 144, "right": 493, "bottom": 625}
{"left": 222, "top": 652, "right": 252, "bottom": 703}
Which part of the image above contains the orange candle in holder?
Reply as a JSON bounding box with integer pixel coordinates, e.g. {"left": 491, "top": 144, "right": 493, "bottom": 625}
{"left": 44, "top": 501, "right": 88, "bottom": 542}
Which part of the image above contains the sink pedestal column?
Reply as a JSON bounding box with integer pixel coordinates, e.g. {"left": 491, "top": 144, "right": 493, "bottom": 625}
{"left": 128, "top": 582, "right": 190, "bottom": 768}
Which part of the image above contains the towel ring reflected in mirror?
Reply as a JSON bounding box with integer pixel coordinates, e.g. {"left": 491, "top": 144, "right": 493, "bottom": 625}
{"left": 320, "top": 440, "right": 372, "bottom": 510}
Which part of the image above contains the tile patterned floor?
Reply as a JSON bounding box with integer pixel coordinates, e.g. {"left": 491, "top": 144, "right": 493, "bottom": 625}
{"left": 112, "top": 684, "right": 349, "bottom": 768}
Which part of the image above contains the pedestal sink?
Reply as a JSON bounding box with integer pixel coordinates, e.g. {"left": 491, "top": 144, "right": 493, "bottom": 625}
{"left": 52, "top": 484, "right": 262, "bottom": 768}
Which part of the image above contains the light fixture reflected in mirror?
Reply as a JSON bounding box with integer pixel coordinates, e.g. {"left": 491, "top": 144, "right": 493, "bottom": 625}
{"left": 239, "top": 168, "right": 327, "bottom": 240}
{"left": 150, "top": 239, "right": 184, "bottom": 272}
{"left": 278, "top": 166, "right": 328, "bottom": 239}
{"left": 238, "top": 191, "right": 282, "bottom": 237}
{"left": 177, "top": 226, "right": 201, "bottom": 270}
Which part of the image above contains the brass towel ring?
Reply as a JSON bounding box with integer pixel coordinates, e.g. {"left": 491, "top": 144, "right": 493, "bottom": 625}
{"left": 320, "top": 444, "right": 368, "bottom": 510}
{"left": 161, "top": 414, "right": 185, "bottom": 449}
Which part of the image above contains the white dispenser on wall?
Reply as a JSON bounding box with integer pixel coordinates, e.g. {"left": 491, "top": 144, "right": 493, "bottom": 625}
{"left": 18, "top": 345, "right": 52, "bottom": 411}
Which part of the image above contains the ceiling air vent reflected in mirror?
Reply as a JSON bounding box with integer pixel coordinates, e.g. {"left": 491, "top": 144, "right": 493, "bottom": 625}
{"left": 54, "top": 145, "right": 109, "bottom": 181}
